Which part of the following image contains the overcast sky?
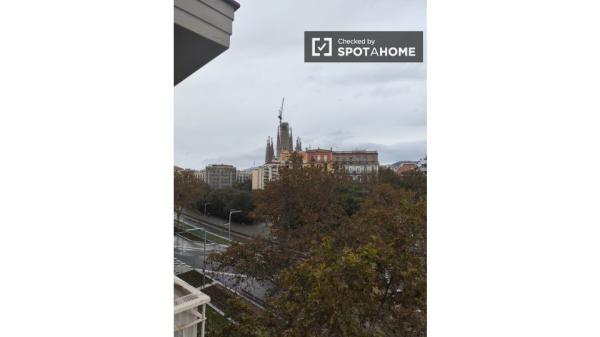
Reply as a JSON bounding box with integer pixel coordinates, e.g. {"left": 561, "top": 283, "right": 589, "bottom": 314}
{"left": 175, "top": 0, "right": 426, "bottom": 170}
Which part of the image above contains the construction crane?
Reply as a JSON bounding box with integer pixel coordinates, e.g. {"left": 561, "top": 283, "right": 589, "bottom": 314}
{"left": 278, "top": 97, "right": 285, "bottom": 124}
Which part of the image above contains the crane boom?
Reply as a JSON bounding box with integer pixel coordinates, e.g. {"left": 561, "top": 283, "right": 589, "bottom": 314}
{"left": 278, "top": 97, "right": 285, "bottom": 123}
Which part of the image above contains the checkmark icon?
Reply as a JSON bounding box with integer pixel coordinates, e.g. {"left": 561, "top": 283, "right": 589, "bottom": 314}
{"left": 311, "top": 37, "right": 332, "bottom": 57}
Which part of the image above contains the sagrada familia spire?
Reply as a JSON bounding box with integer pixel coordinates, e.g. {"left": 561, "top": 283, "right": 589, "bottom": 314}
{"left": 264, "top": 98, "right": 301, "bottom": 164}
{"left": 265, "top": 137, "right": 275, "bottom": 163}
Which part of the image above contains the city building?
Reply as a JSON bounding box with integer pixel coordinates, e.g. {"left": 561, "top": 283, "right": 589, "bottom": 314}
{"left": 301, "top": 148, "right": 334, "bottom": 171}
{"left": 236, "top": 170, "right": 251, "bottom": 184}
{"left": 193, "top": 169, "right": 206, "bottom": 182}
{"left": 174, "top": 0, "right": 240, "bottom": 84}
{"left": 333, "top": 150, "right": 379, "bottom": 181}
{"left": 418, "top": 156, "right": 427, "bottom": 175}
{"left": 175, "top": 168, "right": 205, "bottom": 185}
{"left": 175, "top": 276, "right": 210, "bottom": 337}
{"left": 194, "top": 166, "right": 249, "bottom": 187}
{"left": 252, "top": 149, "right": 380, "bottom": 190}
{"left": 205, "top": 164, "right": 236, "bottom": 189}
{"left": 251, "top": 163, "right": 279, "bottom": 190}
{"left": 393, "top": 161, "right": 418, "bottom": 176}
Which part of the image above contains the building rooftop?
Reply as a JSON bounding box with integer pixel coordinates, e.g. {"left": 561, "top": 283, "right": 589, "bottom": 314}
{"left": 206, "top": 164, "right": 236, "bottom": 168}
{"left": 333, "top": 150, "right": 378, "bottom": 154}
{"left": 305, "top": 148, "right": 333, "bottom": 152}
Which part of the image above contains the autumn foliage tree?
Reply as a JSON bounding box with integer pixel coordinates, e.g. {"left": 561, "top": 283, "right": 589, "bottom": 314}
{"left": 376, "top": 167, "right": 427, "bottom": 200}
{"left": 173, "top": 169, "right": 209, "bottom": 223}
{"left": 210, "top": 155, "right": 426, "bottom": 337}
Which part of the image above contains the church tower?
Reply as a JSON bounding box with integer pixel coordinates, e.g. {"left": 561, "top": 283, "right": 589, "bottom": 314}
{"left": 265, "top": 137, "right": 275, "bottom": 163}
{"left": 264, "top": 97, "right": 301, "bottom": 162}
{"left": 276, "top": 128, "right": 281, "bottom": 158}
{"left": 295, "top": 137, "right": 302, "bottom": 152}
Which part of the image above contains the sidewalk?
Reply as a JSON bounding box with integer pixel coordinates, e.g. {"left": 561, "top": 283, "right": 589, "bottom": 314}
{"left": 184, "top": 208, "right": 270, "bottom": 237}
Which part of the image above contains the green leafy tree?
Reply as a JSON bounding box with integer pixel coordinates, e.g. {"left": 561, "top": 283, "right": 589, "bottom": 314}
{"left": 233, "top": 179, "right": 252, "bottom": 191}
{"left": 206, "top": 188, "right": 255, "bottom": 223}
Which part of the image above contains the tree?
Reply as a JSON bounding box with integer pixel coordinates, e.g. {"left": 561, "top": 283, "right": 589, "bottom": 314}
{"left": 254, "top": 155, "right": 344, "bottom": 226}
{"left": 205, "top": 188, "right": 255, "bottom": 224}
{"left": 174, "top": 169, "right": 209, "bottom": 223}
{"left": 233, "top": 179, "right": 252, "bottom": 191}
{"left": 335, "top": 180, "right": 369, "bottom": 216}
{"left": 209, "top": 159, "right": 427, "bottom": 337}
{"left": 377, "top": 167, "right": 427, "bottom": 200}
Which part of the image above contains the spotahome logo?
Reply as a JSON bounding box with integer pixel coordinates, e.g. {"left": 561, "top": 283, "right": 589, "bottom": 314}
{"left": 305, "top": 31, "right": 423, "bottom": 63}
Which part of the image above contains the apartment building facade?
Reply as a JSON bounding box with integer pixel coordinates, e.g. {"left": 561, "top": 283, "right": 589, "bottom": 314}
{"left": 205, "top": 164, "right": 236, "bottom": 189}
{"left": 333, "top": 150, "right": 379, "bottom": 181}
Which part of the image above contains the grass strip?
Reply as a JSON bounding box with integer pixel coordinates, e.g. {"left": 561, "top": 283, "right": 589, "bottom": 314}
{"left": 175, "top": 220, "right": 231, "bottom": 245}
{"left": 177, "top": 270, "right": 214, "bottom": 288}
{"left": 205, "top": 305, "right": 230, "bottom": 335}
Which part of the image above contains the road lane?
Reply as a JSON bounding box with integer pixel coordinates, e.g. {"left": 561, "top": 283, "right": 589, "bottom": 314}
{"left": 179, "top": 214, "right": 254, "bottom": 243}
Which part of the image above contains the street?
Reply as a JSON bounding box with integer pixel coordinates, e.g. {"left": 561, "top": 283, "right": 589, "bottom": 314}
{"left": 174, "top": 232, "right": 270, "bottom": 305}
{"left": 178, "top": 211, "right": 269, "bottom": 243}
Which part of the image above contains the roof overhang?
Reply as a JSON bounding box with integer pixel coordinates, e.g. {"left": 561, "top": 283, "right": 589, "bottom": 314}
{"left": 174, "top": 0, "right": 240, "bottom": 85}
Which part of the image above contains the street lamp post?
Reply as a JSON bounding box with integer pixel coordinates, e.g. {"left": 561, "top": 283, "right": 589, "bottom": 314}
{"left": 203, "top": 229, "right": 207, "bottom": 286}
{"left": 180, "top": 226, "right": 208, "bottom": 286}
{"left": 227, "top": 209, "right": 241, "bottom": 241}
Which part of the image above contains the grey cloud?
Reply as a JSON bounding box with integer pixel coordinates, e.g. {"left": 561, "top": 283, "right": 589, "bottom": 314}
{"left": 175, "top": 0, "right": 426, "bottom": 170}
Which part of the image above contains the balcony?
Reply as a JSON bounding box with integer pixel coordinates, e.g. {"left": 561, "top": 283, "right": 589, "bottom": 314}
{"left": 174, "top": 276, "right": 211, "bottom": 337}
